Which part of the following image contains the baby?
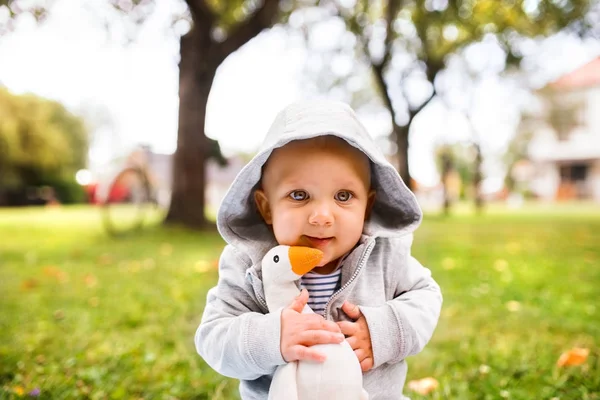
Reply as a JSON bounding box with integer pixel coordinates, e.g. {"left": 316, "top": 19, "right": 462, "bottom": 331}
{"left": 196, "top": 100, "right": 442, "bottom": 399}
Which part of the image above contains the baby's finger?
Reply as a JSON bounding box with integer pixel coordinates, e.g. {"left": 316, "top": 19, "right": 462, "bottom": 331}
{"left": 301, "top": 314, "right": 341, "bottom": 333}
{"left": 288, "top": 345, "right": 327, "bottom": 363}
{"left": 336, "top": 320, "right": 358, "bottom": 336}
{"left": 360, "top": 357, "right": 374, "bottom": 372}
{"left": 287, "top": 289, "right": 309, "bottom": 313}
{"left": 341, "top": 301, "right": 361, "bottom": 320}
{"left": 297, "top": 313, "right": 336, "bottom": 331}
{"left": 353, "top": 348, "right": 368, "bottom": 362}
{"left": 319, "top": 318, "right": 342, "bottom": 333}
{"left": 297, "top": 330, "right": 345, "bottom": 347}
{"left": 345, "top": 335, "right": 359, "bottom": 350}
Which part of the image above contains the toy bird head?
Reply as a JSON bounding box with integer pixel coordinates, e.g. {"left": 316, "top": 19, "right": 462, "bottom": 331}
{"left": 261, "top": 245, "right": 324, "bottom": 285}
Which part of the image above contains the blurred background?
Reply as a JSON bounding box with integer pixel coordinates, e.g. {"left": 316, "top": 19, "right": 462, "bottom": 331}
{"left": 1, "top": 0, "right": 599, "bottom": 399}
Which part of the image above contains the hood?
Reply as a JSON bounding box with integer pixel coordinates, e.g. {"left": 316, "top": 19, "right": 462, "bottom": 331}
{"left": 216, "top": 100, "right": 422, "bottom": 265}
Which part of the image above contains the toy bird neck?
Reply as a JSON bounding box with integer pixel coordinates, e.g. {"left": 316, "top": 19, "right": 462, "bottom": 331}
{"left": 264, "top": 279, "right": 301, "bottom": 312}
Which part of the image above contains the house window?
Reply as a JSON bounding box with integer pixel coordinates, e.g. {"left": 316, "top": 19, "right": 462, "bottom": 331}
{"left": 560, "top": 164, "right": 588, "bottom": 182}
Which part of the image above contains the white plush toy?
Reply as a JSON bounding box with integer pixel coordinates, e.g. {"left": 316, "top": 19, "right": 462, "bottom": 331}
{"left": 261, "top": 245, "right": 369, "bottom": 400}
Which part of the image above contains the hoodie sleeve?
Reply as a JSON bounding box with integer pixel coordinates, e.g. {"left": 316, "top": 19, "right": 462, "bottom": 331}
{"left": 359, "top": 237, "right": 442, "bottom": 369}
{"left": 195, "top": 245, "right": 286, "bottom": 380}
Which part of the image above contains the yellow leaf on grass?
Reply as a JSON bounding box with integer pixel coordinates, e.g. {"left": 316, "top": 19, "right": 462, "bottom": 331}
{"left": 556, "top": 347, "right": 589, "bottom": 367}
{"left": 42, "top": 266, "right": 69, "bottom": 283}
{"left": 21, "top": 278, "right": 39, "bottom": 290}
{"left": 83, "top": 274, "right": 98, "bottom": 288}
{"left": 408, "top": 377, "right": 439, "bottom": 395}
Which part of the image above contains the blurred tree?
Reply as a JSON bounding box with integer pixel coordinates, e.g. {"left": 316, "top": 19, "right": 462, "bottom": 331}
{"left": 1, "top": 0, "right": 283, "bottom": 227}
{"left": 0, "top": 0, "right": 51, "bottom": 36}
{"left": 105, "top": 0, "right": 281, "bottom": 228}
{"left": 504, "top": 112, "right": 535, "bottom": 194}
{"left": 326, "top": 0, "right": 595, "bottom": 188}
{"left": 436, "top": 145, "right": 453, "bottom": 215}
{"left": 0, "top": 88, "right": 88, "bottom": 205}
{"left": 434, "top": 142, "right": 477, "bottom": 213}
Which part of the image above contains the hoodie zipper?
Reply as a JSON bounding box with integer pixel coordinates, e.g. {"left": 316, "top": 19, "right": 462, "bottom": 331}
{"left": 324, "top": 239, "right": 376, "bottom": 320}
{"left": 247, "top": 268, "right": 269, "bottom": 311}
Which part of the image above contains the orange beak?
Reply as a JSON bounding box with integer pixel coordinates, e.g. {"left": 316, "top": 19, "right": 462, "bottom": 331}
{"left": 288, "top": 246, "right": 323, "bottom": 275}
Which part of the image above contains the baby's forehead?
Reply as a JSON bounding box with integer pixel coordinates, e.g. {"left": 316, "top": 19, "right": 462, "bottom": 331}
{"left": 261, "top": 136, "right": 372, "bottom": 185}
{"left": 272, "top": 136, "right": 366, "bottom": 159}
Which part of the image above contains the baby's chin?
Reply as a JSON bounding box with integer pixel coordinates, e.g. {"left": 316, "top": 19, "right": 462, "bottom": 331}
{"left": 315, "top": 255, "right": 338, "bottom": 268}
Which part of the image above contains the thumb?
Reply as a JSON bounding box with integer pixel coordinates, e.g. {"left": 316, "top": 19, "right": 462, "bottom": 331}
{"left": 342, "top": 300, "right": 361, "bottom": 320}
{"left": 288, "top": 288, "right": 309, "bottom": 313}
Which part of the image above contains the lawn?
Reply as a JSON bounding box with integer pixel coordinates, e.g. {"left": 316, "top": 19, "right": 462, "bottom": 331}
{"left": 0, "top": 204, "right": 598, "bottom": 399}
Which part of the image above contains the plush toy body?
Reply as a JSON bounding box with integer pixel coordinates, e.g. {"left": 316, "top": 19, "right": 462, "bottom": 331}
{"left": 261, "top": 245, "right": 369, "bottom": 400}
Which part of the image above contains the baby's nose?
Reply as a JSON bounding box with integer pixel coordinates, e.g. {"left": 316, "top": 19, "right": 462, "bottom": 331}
{"left": 308, "top": 203, "right": 334, "bottom": 226}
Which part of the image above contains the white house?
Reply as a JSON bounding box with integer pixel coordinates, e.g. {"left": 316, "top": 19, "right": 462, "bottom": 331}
{"left": 526, "top": 56, "right": 600, "bottom": 202}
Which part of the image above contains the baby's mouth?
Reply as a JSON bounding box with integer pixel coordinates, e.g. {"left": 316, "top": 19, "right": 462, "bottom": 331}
{"left": 305, "top": 236, "right": 333, "bottom": 249}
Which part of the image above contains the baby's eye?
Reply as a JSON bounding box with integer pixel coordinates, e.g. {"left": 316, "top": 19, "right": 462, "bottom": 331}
{"left": 289, "top": 190, "right": 308, "bottom": 201}
{"left": 335, "top": 191, "right": 353, "bottom": 202}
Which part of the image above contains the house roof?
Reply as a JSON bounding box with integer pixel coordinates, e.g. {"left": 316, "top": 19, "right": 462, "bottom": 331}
{"left": 548, "top": 56, "right": 600, "bottom": 91}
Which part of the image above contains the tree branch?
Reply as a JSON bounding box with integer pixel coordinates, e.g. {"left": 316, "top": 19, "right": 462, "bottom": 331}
{"left": 381, "top": 0, "right": 401, "bottom": 69}
{"left": 219, "top": 0, "right": 280, "bottom": 59}
{"left": 371, "top": 62, "right": 397, "bottom": 125}
{"left": 186, "top": 0, "right": 216, "bottom": 29}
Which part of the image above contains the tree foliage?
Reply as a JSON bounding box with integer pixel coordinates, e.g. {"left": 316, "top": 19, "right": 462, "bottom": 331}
{"left": 0, "top": 88, "right": 88, "bottom": 202}
{"left": 104, "top": 0, "right": 282, "bottom": 228}
{"left": 319, "top": 0, "right": 596, "bottom": 187}
{"left": 0, "top": 0, "right": 50, "bottom": 36}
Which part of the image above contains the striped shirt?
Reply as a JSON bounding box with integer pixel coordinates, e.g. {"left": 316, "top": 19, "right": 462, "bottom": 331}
{"left": 300, "top": 268, "right": 342, "bottom": 316}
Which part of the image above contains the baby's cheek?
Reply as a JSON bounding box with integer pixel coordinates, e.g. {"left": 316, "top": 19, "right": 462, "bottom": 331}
{"left": 272, "top": 215, "right": 301, "bottom": 243}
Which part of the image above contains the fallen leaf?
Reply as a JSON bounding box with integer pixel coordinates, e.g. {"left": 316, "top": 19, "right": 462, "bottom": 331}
{"left": 408, "top": 377, "right": 439, "bottom": 395}
{"left": 53, "top": 309, "right": 65, "bottom": 321}
{"left": 556, "top": 347, "right": 589, "bottom": 367}
{"left": 21, "top": 278, "right": 39, "bottom": 290}
{"left": 42, "top": 266, "right": 69, "bottom": 283}
{"left": 83, "top": 274, "right": 98, "bottom": 288}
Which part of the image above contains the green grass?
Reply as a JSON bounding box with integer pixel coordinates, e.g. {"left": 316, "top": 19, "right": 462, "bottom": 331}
{"left": 1, "top": 204, "right": 599, "bottom": 399}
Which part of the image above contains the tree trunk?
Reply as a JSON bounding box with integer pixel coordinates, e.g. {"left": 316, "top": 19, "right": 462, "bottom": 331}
{"left": 440, "top": 149, "right": 452, "bottom": 216}
{"left": 371, "top": 64, "right": 413, "bottom": 188}
{"left": 165, "top": 29, "right": 216, "bottom": 229}
{"left": 393, "top": 124, "right": 412, "bottom": 188}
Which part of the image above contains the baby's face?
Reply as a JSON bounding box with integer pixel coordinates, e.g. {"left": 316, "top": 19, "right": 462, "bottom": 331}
{"left": 255, "top": 138, "right": 375, "bottom": 273}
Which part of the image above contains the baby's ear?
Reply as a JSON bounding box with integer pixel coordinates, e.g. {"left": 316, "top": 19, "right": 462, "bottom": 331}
{"left": 365, "top": 190, "right": 376, "bottom": 220}
{"left": 254, "top": 189, "right": 273, "bottom": 224}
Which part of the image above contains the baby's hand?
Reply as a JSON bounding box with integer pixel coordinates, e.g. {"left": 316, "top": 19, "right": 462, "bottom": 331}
{"left": 280, "top": 289, "right": 344, "bottom": 363}
{"left": 337, "top": 300, "right": 374, "bottom": 372}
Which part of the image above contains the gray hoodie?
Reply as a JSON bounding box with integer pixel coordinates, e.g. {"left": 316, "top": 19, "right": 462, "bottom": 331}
{"left": 195, "top": 100, "right": 442, "bottom": 400}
